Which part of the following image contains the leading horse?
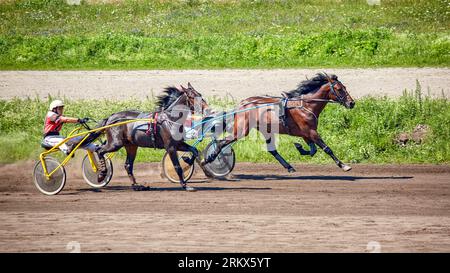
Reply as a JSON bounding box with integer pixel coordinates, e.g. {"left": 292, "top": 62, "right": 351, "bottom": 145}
{"left": 94, "top": 83, "right": 209, "bottom": 192}
{"left": 203, "top": 73, "right": 355, "bottom": 172}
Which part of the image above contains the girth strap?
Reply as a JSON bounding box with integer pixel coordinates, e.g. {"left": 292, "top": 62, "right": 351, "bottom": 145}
{"left": 145, "top": 112, "right": 158, "bottom": 148}
{"left": 279, "top": 97, "right": 288, "bottom": 125}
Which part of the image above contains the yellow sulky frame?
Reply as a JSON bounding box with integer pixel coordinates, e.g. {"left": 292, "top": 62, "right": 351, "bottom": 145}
{"left": 39, "top": 118, "right": 154, "bottom": 180}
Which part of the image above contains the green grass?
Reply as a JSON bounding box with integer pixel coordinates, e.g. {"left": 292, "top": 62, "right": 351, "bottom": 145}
{"left": 1, "top": 86, "right": 449, "bottom": 164}
{"left": 0, "top": 0, "right": 449, "bottom": 69}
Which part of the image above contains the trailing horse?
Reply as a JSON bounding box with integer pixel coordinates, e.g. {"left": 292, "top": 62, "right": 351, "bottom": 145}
{"left": 94, "top": 83, "right": 209, "bottom": 192}
{"left": 203, "top": 73, "right": 355, "bottom": 172}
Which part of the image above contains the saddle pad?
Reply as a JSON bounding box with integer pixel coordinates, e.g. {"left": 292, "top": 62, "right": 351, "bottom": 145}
{"left": 132, "top": 112, "right": 152, "bottom": 131}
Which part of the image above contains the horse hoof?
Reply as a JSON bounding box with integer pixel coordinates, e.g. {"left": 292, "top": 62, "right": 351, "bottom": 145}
{"left": 182, "top": 156, "right": 194, "bottom": 165}
{"left": 342, "top": 165, "right": 352, "bottom": 172}
{"left": 288, "top": 167, "right": 296, "bottom": 173}
{"left": 184, "top": 186, "right": 197, "bottom": 192}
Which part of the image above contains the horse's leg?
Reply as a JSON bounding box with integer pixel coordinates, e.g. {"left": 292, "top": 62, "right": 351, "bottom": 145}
{"left": 123, "top": 145, "right": 147, "bottom": 191}
{"left": 265, "top": 137, "right": 296, "bottom": 173}
{"left": 96, "top": 136, "right": 123, "bottom": 182}
{"left": 201, "top": 112, "right": 249, "bottom": 165}
{"left": 175, "top": 141, "right": 199, "bottom": 166}
{"left": 310, "top": 130, "right": 351, "bottom": 171}
{"left": 202, "top": 137, "right": 237, "bottom": 165}
{"left": 202, "top": 110, "right": 251, "bottom": 165}
{"left": 294, "top": 137, "right": 317, "bottom": 156}
{"left": 166, "top": 144, "right": 196, "bottom": 192}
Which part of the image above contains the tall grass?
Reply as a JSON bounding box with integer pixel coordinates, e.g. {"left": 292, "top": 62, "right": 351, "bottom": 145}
{"left": 0, "top": 0, "right": 448, "bottom": 69}
{"left": 1, "top": 87, "right": 448, "bottom": 164}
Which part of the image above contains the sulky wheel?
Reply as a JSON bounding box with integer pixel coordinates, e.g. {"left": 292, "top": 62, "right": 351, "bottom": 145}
{"left": 81, "top": 153, "right": 113, "bottom": 188}
{"left": 33, "top": 156, "right": 66, "bottom": 195}
{"left": 162, "top": 151, "right": 195, "bottom": 183}
{"left": 202, "top": 141, "right": 236, "bottom": 178}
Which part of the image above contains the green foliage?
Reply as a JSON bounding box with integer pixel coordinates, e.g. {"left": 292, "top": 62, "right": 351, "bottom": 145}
{"left": 0, "top": 30, "right": 448, "bottom": 69}
{"left": 0, "top": 90, "right": 448, "bottom": 164}
{"left": 0, "top": 0, "right": 448, "bottom": 68}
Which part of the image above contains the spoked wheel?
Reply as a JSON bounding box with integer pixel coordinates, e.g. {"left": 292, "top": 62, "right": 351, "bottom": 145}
{"left": 162, "top": 151, "right": 195, "bottom": 183}
{"left": 81, "top": 153, "right": 113, "bottom": 188}
{"left": 202, "top": 141, "right": 236, "bottom": 178}
{"left": 33, "top": 156, "right": 66, "bottom": 195}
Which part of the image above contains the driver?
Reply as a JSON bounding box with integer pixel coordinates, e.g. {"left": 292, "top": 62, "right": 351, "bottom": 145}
{"left": 42, "top": 100, "right": 97, "bottom": 154}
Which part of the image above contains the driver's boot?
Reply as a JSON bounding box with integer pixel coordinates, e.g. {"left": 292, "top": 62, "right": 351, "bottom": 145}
{"left": 65, "top": 139, "right": 81, "bottom": 156}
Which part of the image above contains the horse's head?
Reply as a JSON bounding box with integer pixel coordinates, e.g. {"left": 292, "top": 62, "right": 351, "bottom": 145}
{"left": 180, "top": 82, "right": 211, "bottom": 115}
{"left": 323, "top": 73, "right": 355, "bottom": 109}
{"left": 285, "top": 73, "right": 355, "bottom": 109}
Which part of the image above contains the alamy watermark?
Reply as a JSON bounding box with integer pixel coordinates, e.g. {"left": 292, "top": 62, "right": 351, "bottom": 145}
{"left": 366, "top": 241, "right": 382, "bottom": 253}
{"left": 66, "top": 241, "right": 81, "bottom": 253}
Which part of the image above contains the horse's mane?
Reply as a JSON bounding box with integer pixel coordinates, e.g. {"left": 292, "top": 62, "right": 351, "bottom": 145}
{"left": 284, "top": 73, "right": 338, "bottom": 98}
{"left": 156, "top": 86, "right": 183, "bottom": 110}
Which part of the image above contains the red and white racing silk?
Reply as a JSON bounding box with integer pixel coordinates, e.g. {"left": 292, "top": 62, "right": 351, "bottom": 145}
{"left": 43, "top": 111, "right": 63, "bottom": 136}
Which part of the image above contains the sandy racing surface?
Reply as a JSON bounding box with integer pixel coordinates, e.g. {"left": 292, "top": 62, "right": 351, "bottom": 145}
{"left": 1, "top": 68, "right": 449, "bottom": 100}
{"left": 0, "top": 161, "right": 449, "bottom": 252}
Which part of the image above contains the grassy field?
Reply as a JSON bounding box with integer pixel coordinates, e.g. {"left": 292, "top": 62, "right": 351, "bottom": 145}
{"left": 0, "top": 0, "right": 449, "bottom": 69}
{"left": 1, "top": 84, "right": 449, "bottom": 164}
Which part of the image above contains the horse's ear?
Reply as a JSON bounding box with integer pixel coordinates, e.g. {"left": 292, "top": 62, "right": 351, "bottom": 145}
{"left": 322, "top": 71, "right": 332, "bottom": 83}
{"left": 180, "top": 85, "right": 187, "bottom": 92}
{"left": 187, "top": 82, "right": 193, "bottom": 89}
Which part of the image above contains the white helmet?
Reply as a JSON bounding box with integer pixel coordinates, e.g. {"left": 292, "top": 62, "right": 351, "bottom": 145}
{"left": 49, "top": 100, "right": 64, "bottom": 111}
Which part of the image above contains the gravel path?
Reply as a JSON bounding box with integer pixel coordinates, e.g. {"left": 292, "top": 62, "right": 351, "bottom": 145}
{"left": 0, "top": 68, "right": 448, "bottom": 100}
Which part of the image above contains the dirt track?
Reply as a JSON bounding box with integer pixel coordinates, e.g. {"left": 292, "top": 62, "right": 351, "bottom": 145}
{"left": 1, "top": 68, "right": 449, "bottom": 100}
{"left": 0, "top": 160, "right": 449, "bottom": 253}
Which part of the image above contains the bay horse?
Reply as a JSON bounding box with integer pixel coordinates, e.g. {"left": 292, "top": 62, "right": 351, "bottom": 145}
{"left": 203, "top": 73, "right": 355, "bottom": 173}
{"left": 94, "top": 83, "right": 208, "bottom": 192}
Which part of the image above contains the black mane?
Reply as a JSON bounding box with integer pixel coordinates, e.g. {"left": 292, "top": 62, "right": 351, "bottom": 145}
{"left": 285, "top": 73, "right": 337, "bottom": 98}
{"left": 156, "top": 86, "right": 183, "bottom": 110}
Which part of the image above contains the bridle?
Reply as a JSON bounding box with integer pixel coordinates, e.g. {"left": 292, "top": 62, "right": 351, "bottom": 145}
{"left": 163, "top": 90, "right": 206, "bottom": 126}
{"left": 328, "top": 80, "right": 348, "bottom": 106}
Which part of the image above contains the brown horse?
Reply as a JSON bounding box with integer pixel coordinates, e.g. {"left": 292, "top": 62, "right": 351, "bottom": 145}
{"left": 203, "top": 73, "right": 355, "bottom": 172}
{"left": 94, "top": 83, "right": 209, "bottom": 192}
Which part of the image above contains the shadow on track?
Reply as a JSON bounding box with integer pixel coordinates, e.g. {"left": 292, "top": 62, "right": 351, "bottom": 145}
{"left": 60, "top": 174, "right": 413, "bottom": 195}
{"left": 67, "top": 185, "right": 272, "bottom": 194}
{"left": 230, "top": 174, "right": 414, "bottom": 182}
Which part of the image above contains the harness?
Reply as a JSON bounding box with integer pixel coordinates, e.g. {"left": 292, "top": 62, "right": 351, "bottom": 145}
{"left": 279, "top": 81, "right": 346, "bottom": 126}
{"left": 150, "top": 92, "right": 203, "bottom": 141}
{"left": 279, "top": 97, "right": 289, "bottom": 128}
{"left": 129, "top": 112, "right": 156, "bottom": 147}
{"left": 146, "top": 112, "right": 158, "bottom": 138}
{"left": 285, "top": 95, "right": 319, "bottom": 121}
